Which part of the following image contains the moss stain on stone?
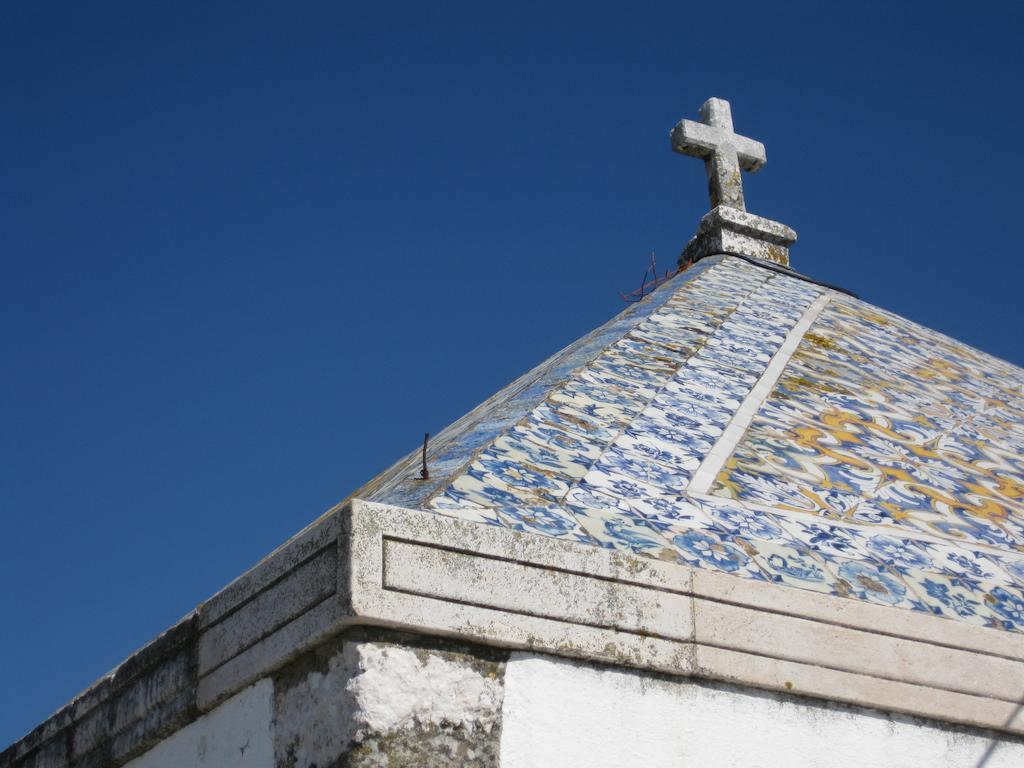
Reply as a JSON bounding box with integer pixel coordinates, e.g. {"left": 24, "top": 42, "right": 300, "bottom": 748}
{"left": 339, "top": 721, "right": 501, "bottom": 768}
{"left": 803, "top": 332, "right": 844, "bottom": 352}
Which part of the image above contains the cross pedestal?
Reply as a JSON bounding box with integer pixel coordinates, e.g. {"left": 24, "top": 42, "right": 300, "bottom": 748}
{"left": 681, "top": 206, "right": 796, "bottom": 267}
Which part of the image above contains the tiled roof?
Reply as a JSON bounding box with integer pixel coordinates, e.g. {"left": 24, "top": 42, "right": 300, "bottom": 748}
{"left": 372, "top": 255, "right": 1024, "bottom": 633}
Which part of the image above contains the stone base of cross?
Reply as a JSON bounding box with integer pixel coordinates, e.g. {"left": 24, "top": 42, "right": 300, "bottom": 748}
{"left": 671, "top": 97, "right": 797, "bottom": 268}
{"left": 680, "top": 205, "right": 796, "bottom": 267}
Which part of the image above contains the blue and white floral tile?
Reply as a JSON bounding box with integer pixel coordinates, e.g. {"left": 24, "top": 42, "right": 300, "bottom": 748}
{"left": 643, "top": 318, "right": 721, "bottom": 343}
{"left": 730, "top": 292, "right": 800, "bottom": 319}
{"left": 673, "top": 278, "right": 745, "bottom": 301}
{"left": 567, "top": 504, "right": 677, "bottom": 559}
{"left": 837, "top": 433, "right": 920, "bottom": 476}
{"left": 563, "top": 485, "right": 634, "bottom": 515}
{"left": 758, "top": 303, "right": 812, "bottom": 321}
{"left": 862, "top": 533, "right": 942, "bottom": 573}
{"left": 688, "top": 289, "right": 759, "bottom": 310}
{"left": 735, "top": 537, "right": 835, "bottom": 595}
{"left": 662, "top": 377, "right": 743, "bottom": 412}
{"left": 426, "top": 490, "right": 488, "bottom": 513}
{"left": 827, "top": 556, "right": 918, "bottom": 609}
{"left": 590, "top": 446, "right": 693, "bottom": 495}
{"left": 772, "top": 374, "right": 854, "bottom": 411}
{"left": 698, "top": 498, "right": 793, "bottom": 543}
{"left": 931, "top": 427, "right": 992, "bottom": 466}
{"left": 704, "top": 332, "right": 777, "bottom": 361}
{"left": 449, "top": 465, "right": 565, "bottom": 508}
{"left": 531, "top": 401, "right": 624, "bottom": 443}
{"left": 670, "top": 282, "right": 741, "bottom": 302}
{"left": 578, "top": 367, "right": 662, "bottom": 403}
{"left": 578, "top": 465, "right": 674, "bottom": 502}
{"left": 575, "top": 486, "right": 723, "bottom": 532}
{"left": 894, "top": 414, "right": 955, "bottom": 447}
{"left": 771, "top": 282, "right": 820, "bottom": 301}
{"left": 706, "top": 257, "right": 767, "bottom": 278}
{"left": 733, "top": 436, "right": 824, "bottom": 482}
{"left": 908, "top": 539, "right": 1018, "bottom": 584}
{"left": 549, "top": 383, "right": 641, "bottom": 425}
{"left": 627, "top": 327, "right": 706, "bottom": 356}
{"left": 623, "top": 494, "right": 720, "bottom": 532}
{"left": 476, "top": 444, "right": 574, "bottom": 488}
{"left": 842, "top": 499, "right": 928, "bottom": 534}
{"left": 690, "top": 261, "right": 755, "bottom": 280}
{"left": 756, "top": 394, "right": 835, "bottom": 429}
{"left": 669, "top": 525, "right": 766, "bottom": 580}
{"left": 720, "top": 448, "right": 925, "bottom": 534}
{"left": 624, "top": 418, "right": 714, "bottom": 463}
{"left": 612, "top": 429, "right": 704, "bottom": 473}
{"left": 646, "top": 297, "right": 722, "bottom": 323}
{"left": 888, "top": 400, "right": 960, "bottom": 436}
{"left": 712, "top": 456, "right": 820, "bottom": 513}
{"left": 921, "top": 509, "right": 1020, "bottom": 552}
{"left": 587, "top": 357, "right": 670, "bottom": 394}
{"left": 636, "top": 408, "right": 725, "bottom": 444}
{"left": 865, "top": 485, "right": 952, "bottom": 527}
{"left": 740, "top": 416, "right": 798, "bottom": 447}
{"left": 816, "top": 461, "right": 887, "bottom": 500}
{"left": 511, "top": 421, "right": 605, "bottom": 465}
{"left": 672, "top": 365, "right": 753, "bottom": 401}
{"left": 771, "top": 287, "right": 821, "bottom": 306}
{"left": 694, "top": 344, "right": 767, "bottom": 375}
{"left": 565, "top": 487, "right": 680, "bottom": 536}
{"left": 998, "top": 513, "right": 1024, "bottom": 549}
{"left": 661, "top": 302, "right": 731, "bottom": 327}
{"left": 984, "top": 553, "right": 1024, "bottom": 587}
{"left": 740, "top": 424, "right": 829, "bottom": 466}
{"left": 672, "top": 361, "right": 755, "bottom": 396}
{"left": 682, "top": 354, "right": 760, "bottom": 385}
{"left": 548, "top": 391, "right": 634, "bottom": 428}
{"left": 780, "top": 356, "right": 861, "bottom": 395}
{"left": 982, "top": 584, "right": 1024, "bottom": 630}
{"left": 572, "top": 369, "right": 653, "bottom": 406}
{"left": 649, "top": 390, "right": 734, "bottom": 429}
{"left": 486, "top": 433, "right": 592, "bottom": 482}
{"left": 731, "top": 304, "right": 802, "bottom": 326}
{"left": 494, "top": 505, "right": 598, "bottom": 545}
{"left": 899, "top": 569, "right": 1009, "bottom": 630}
{"left": 772, "top": 513, "right": 870, "bottom": 561}
{"left": 719, "top": 319, "right": 786, "bottom": 346}
{"left": 605, "top": 340, "right": 681, "bottom": 374}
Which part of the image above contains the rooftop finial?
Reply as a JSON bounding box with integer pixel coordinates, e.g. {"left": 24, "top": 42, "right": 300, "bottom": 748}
{"left": 671, "top": 97, "right": 765, "bottom": 211}
{"left": 671, "top": 97, "right": 796, "bottom": 267}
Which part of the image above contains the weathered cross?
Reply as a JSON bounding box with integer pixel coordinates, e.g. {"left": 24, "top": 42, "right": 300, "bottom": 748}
{"left": 670, "top": 97, "right": 766, "bottom": 212}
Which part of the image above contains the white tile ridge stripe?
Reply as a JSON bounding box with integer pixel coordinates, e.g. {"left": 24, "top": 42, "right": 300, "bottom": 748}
{"left": 687, "top": 291, "right": 835, "bottom": 495}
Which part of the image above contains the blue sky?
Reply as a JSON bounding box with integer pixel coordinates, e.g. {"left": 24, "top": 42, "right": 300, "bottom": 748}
{"left": 3, "top": 0, "right": 1023, "bottom": 745}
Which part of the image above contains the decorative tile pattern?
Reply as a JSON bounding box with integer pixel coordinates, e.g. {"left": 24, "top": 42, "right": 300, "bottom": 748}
{"left": 418, "top": 255, "right": 1024, "bottom": 634}
{"left": 712, "top": 292, "right": 1024, "bottom": 630}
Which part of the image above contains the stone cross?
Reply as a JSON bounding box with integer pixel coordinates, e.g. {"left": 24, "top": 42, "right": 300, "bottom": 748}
{"left": 670, "top": 97, "right": 766, "bottom": 211}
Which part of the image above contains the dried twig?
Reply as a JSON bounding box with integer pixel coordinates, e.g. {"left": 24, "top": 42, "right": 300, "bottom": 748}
{"left": 619, "top": 251, "right": 680, "bottom": 302}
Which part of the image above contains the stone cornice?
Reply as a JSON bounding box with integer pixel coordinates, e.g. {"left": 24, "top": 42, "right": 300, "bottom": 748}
{"left": 5, "top": 500, "right": 1023, "bottom": 767}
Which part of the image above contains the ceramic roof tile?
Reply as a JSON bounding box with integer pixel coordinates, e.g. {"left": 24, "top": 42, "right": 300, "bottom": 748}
{"left": 365, "top": 254, "right": 1024, "bottom": 634}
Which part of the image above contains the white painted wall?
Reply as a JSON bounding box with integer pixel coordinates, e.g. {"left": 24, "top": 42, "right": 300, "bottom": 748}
{"left": 499, "top": 653, "right": 1023, "bottom": 768}
{"left": 124, "top": 680, "right": 273, "bottom": 768}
